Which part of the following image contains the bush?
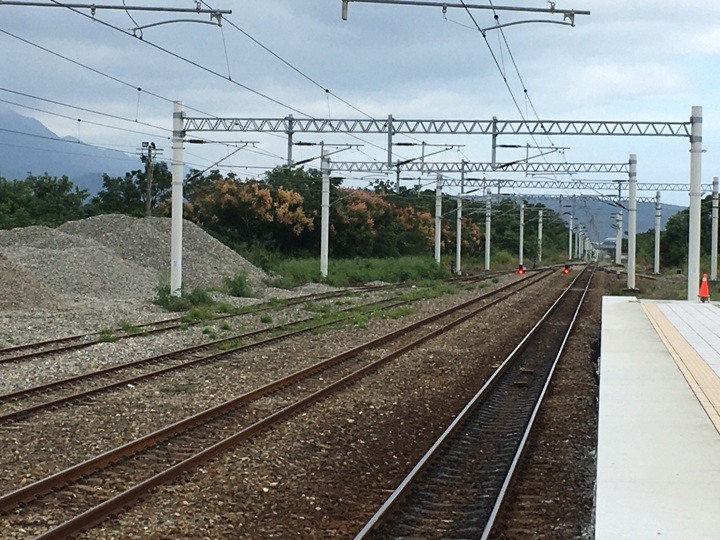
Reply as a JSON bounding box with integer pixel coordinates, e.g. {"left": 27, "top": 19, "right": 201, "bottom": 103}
{"left": 223, "top": 270, "right": 254, "bottom": 297}
{"left": 153, "top": 284, "right": 215, "bottom": 312}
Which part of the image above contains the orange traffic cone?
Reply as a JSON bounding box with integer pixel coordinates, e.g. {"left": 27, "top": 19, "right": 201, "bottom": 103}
{"left": 699, "top": 273, "right": 710, "bottom": 302}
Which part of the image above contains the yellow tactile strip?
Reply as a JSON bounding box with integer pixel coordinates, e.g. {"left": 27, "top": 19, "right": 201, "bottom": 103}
{"left": 643, "top": 301, "right": 720, "bottom": 435}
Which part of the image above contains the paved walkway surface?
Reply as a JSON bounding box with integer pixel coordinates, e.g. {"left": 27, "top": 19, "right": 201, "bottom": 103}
{"left": 595, "top": 297, "right": 720, "bottom": 540}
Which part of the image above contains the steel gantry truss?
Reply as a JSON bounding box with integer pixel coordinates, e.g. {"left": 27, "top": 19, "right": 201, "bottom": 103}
{"left": 182, "top": 116, "right": 691, "bottom": 137}
{"left": 171, "top": 106, "right": 703, "bottom": 300}
{"left": 330, "top": 161, "right": 629, "bottom": 174}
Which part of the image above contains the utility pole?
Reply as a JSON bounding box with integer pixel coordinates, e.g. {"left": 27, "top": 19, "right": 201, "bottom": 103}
{"left": 538, "top": 209, "right": 543, "bottom": 264}
{"left": 321, "top": 144, "right": 330, "bottom": 280}
{"left": 170, "top": 101, "right": 185, "bottom": 297}
{"left": 434, "top": 172, "right": 442, "bottom": 264}
{"left": 485, "top": 193, "right": 492, "bottom": 271}
{"left": 712, "top": 178, "right": 719, "bottom": 281}
{"left": 455, "top": 161, "right": 465, "bottom": 275}
{"left": 141, "top": 141, "right": 157, "bottom": 218}
{"left": 654, "top": 191, "right": 662, "bottom": 275}
{"left": 518, "top": 200, "right": 525, "bottom": 270}
{"left": 627, "top": 154, "right": 637, "bottom": 290}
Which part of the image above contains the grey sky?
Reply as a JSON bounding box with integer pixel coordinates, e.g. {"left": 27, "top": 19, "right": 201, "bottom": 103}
{"left": 1, "top": 1, "right": 718, "bottom": 205}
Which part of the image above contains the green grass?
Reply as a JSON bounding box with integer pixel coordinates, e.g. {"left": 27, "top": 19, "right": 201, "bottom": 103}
{"left": 260, "top": 315, "right": 273, "bottom": 324}
{"left": 264, "top": 256, "right": 450, "bottom": 287}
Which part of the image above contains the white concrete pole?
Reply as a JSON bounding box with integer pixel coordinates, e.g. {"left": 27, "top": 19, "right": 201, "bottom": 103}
{"left": 170, "top": 101, "right": 185, "bottom": 297}
{"left": 654, "top": 191, "right": 662, "bottom": 275}
{"left": 568, "top": 214, "right": 573, "bottom": 260}
{"left": 575, "top": 226, "right": 582, "bottom": 260}
{"left": 688, "top": 106, "right": 703, "bottom": 301}
{"left": 434, "top": 173, "right": 442, "bottom": 264}
{"left": 387, "top": 114, "right": 394, "bottom": 167}
{"left": 537, "top": 209, "right": 543, "bottom": 264}
{"left": 519, "top": 201, "right": 525, "bottom": 268}
{"left": 485, "top": 195, "right": 491, "bottom": 270}
{"left": 286, "top": 114, "right": 294, "bottom": 165}
{"left": 628, "top": 154, "right": 637, "bottom": 290}
{"left": 455, "top": 163, "right": 465, "bottom": 275}
{"left": 615, "top": 212, "right": 623, "bottom": 265}
{"left": 712, "top": 177, "right": 719, "bottom": 281}
{"left": 320, "top": 148, "right": 330, "bottom": 279}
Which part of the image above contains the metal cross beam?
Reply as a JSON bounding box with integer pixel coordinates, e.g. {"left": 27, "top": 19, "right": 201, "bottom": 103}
{"left": 331, "top": 161, "right": 629, "bottom": 174}
{"left": 511, "top": 194, "right": 657, "bottom": 204}
{"left": 182, "top": 116, "right": 692, "bottom": 137}
{"left": 436, "top": 179, "right": 711, "bottom": 192}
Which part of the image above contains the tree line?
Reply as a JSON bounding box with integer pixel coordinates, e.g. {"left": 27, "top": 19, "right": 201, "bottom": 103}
{"left": 0, "top": 161, "right": 588, "bottom": 264}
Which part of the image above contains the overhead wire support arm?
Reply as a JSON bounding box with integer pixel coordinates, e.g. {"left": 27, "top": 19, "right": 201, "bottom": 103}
{"left": 0, "top": 2, "right": 231, "bottom": 15}
{"left": 340, "top": 0, "right": 590, "bottom": 20}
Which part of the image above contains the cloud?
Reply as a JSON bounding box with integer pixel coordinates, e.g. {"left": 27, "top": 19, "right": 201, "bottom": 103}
{"left": 560, "top": 62, "right": 688, "bottom": 107}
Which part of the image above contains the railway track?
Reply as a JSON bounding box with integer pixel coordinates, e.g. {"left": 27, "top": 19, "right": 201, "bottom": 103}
{"left": 0, "top": 272, "right": 507, "bottom": 366}
{"left": 354, "top": 264, "right": 594, "bottom": 539}
{"left": 0, "top": 272, "right": 507, "bottom": 425}
{"left": 0, "top": 295, "right": 411, "bottom": 425}
{"left": 0, "top": 269, "right": 556, "bottom": 539}
{"left": 0, "top": 283, "right": 410, "bottom": 365}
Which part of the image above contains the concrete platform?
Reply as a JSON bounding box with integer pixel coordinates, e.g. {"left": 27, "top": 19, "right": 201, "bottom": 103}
{"left": 596, "top": 297, "right": 720, "bottom": 540}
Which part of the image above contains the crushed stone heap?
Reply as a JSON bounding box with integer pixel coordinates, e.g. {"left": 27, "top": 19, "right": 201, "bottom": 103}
{"left": 0, "top": 214, "right": 269, "bottom": 305}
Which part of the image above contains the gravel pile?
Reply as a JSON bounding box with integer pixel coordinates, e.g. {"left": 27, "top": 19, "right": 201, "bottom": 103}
{"left": 58, "top": 215, "right": 268, "bottom": 290}
{"left": 0, "top": 248, "right": 63, "bottom": 310}
{"left": 0, "top": 214, "right": 269, "bottom": 307}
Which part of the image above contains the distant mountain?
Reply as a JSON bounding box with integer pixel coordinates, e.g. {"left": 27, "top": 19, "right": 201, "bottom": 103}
{"left": 524, "top": 197, "right": 685, "bottom": 243}
{"left": 0, "top": 106, "right": 138, "bottom": 193}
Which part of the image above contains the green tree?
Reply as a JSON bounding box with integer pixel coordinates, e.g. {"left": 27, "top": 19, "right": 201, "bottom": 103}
{"left": 0, "top": 174, "right": 88, "bottom": 228}
{"left": 88, "top": 170, "right": 145, "bottom": 216}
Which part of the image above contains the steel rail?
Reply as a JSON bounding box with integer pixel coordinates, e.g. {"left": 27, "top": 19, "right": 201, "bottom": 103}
{"left": 0, "top": 285, "right": 394, "bottom": 364}
{"left": 480, "top": 265, "right": 595, "bottom": 538}
{"left": 1, "top": 269, "right": 556, "bottom": 536}
{"left": 0, "top": 296, "right": 412, "bottom": 424}
{"left": 354, "top": 265, "right": 592, "bottom": 539}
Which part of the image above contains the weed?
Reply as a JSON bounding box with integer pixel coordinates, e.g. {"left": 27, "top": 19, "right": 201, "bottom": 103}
{"left": 223, "top": 270, "right": 254, "bottom": 298}
{"left": 159, "top": 382, "right": 196, "bottom": 394}
{"left": 260, "top": 315, "right": 273, "bottom": 324}
{"left": 220, "top": 322, "right": 232, "bottom": 331}
{"left": 118, "top": 320, "right": 143, "bottom": 335}
{"left": 492, "top": 277, "right": 500, "bottom": 284}
{"left": 98, "top": 327, "right": 117, "bottom": 343}
{"left": 201, "top": 327, "right": 219, "bottom": 339}
{"left": 350, "top": 314, "right": 370, "bottom": 328}
{"left": 304, "top": 301, "right": 332, "bottom": 314}
{"left": 216, "top": 339, "right": 244, "bottom": 351}
{"left": 153, "top": 283, "right": 215, "bottom": 313}
{"left": 381, "top": 306, "right": 414, "bottom": 319}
